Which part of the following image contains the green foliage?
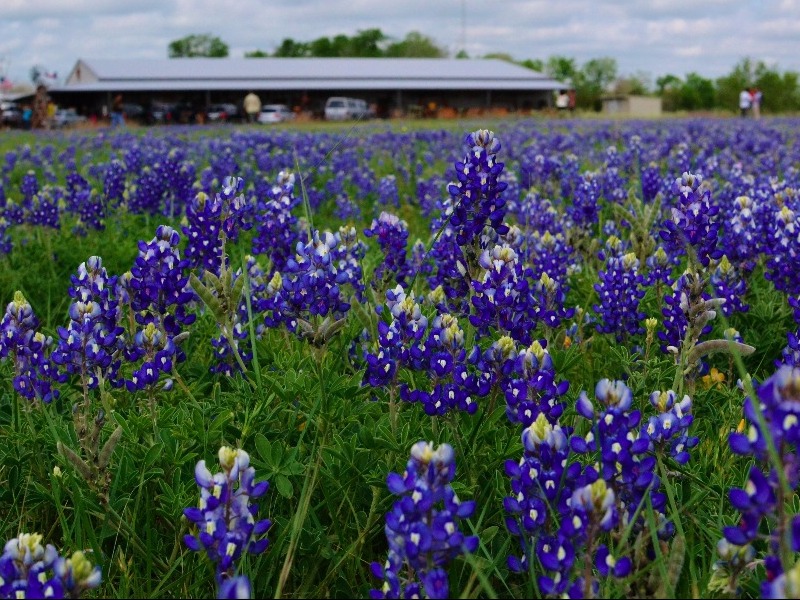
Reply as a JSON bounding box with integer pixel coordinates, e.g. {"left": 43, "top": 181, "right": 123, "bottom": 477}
{"left": 168, "top": 34, "right": 229, "bottom": 58}
{"left": 384, "top": 32, "right": 447, "bottom": 58}
{"left": 0, "top": 122, "right": 796, "bottom": 600}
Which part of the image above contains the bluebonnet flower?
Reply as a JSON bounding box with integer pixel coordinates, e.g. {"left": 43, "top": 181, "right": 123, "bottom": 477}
{"left": 0, "top": 291, "right": 62, "bottom": 403}
{"left": 217, "top": 576, "right": 252, "bottom": 599}
{"left": 525, "top": 230, "right": 574, "bottom": 285}
{"left": 640, "top": 161, "right": 663, "bottom": 203}
{"left": 376, "top": 174, "right": 400, "bottom": 209}
{"left": 765, "top": 203, "right": 800, "bottom": 297}
{"left": 0, "top": 532, "right": 102, "bottom": 599}
{"left": 364, "top": 212, "right": 412, "bottom": 290}
{"left": 51, "top": 257, "right": 124, "bottom": 390}
{"left": 531, "top": 272, "right": 574, "bottom": 330}
{"left": 502, "top": 339, "right": 569, "bottom": 427}
{"left": 658, "top": 271, "right": 712, "bottom": 359}
{"left": 426, "top": 227, "right": 471, "bottom": 315}
{"left": 781, "top": 296, "right": 800, "bottom": 367}
{"left": 184, "top": 447, "right": 271, "bottom": 586}
{"left": 722, "top": 195, "right": 760, "bottom": 271}
{"left": 504, "top": 414, "right": 577, "bottom": 573}
{"left": 402, "top": 312, "right": 477, "bottom": 416}
{"left": 724, "top": 365, "right": 800, "bottom": 596}
{"left": 0, "top": 214, "right": 11, "bottom": 255}
{"left": 639, "top": 390, "right": 698, "bottom": 465}
{"left": 362, "top": 285, "right": 428, "bottom": 389}
{"left": 103, "top": 158, "right": 127, "bottom": 205}
{"left": 65, "top": 171, "right": 105, "bottom": 236}
{"left": 251, "top": 170, "right": 300, "bottom": 274}
{"left": 659, "top": 172, "right": 722, "bottom": 267}
{"left": 505, "top": 378, "right": 688, "bottom": 596}
{"left": 707, "top": 538, "right": 757, "bottom": 596}
{"left": 593, "top": 249, "right": 647, "bottom": 341}
{"left": 278, "top": 229, "right": 356, "bottom": 331}
{"left": 568, "top": 171, "right": 602, "bottom": 232}
{"left": 126, "top": 225, "right": 195, "bottom": 372}
{"left": 446, "top": 129, "right": 508, "bottom": 248}
{"left": 370, "top": 441, "right": 478, "bottom": 599}
{"left": 709, "top": 256, "right": 749, "bottom": 317}
{"left": 183, "top": 176, "right": 253, "bottom": 275}
{"left": 469, "top": 243, "right": 532, "bottom": 343}
{"left": 644, "top": 246, "right": 678, "bottom": 288}
{"left": 572, "top": 380, "right": 667, "bottom": 532}
{"left": 19, "top": 170, "right": 39, "bottom": 202}
{"left": 25, "top": 187, "right": 61, "bottom": 230}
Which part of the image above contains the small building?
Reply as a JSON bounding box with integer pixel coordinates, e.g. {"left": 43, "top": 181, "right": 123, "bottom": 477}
{"left": 51, "top": 57, "right": 564, "bottom": 120}
{"left": 602, "top": 94, "right": 663, "bottom": 117}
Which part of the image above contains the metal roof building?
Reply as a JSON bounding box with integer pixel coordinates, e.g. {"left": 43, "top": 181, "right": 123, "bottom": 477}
{"left": 52, "top": 58, "right": 564, "bottom": 120}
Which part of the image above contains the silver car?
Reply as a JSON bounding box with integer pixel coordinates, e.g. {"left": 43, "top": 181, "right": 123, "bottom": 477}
{"left": 258, "top": 104, "right": 295, "bottom": 124}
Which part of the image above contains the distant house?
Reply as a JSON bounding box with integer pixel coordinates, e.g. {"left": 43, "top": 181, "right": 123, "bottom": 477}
{"left": 51, "top": 57, "right": 564, "bottom": 120}
{"left": 602, "top": 95, "right": 663, "bottom": 117}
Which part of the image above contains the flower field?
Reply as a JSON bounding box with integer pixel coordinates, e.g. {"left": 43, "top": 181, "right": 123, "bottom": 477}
{"left": 1, "top": 117, "right": 800, "bottom": 598}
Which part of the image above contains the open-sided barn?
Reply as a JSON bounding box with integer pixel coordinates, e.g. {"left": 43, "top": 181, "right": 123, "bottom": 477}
{"left": 51, "top": 57, "right": 564, "bottom": 122}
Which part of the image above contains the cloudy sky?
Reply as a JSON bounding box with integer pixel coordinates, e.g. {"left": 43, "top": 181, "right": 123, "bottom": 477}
{"left": 1, "top": 0, "right": 798, "bottom": 88}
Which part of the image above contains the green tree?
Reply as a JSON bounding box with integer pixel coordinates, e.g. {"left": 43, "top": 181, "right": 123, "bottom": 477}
{"left": 656, "top": 74, "right": 683, "bottom": 111}
{"left": 385, "top": 32, "right": 447, "bottom": 58}
{"left": 753, "top": 62, "right": 800, "bottom": 113}
{"left": 168, "top": 34, "right": 229, "bottom": 58}
{"left": 656, "top": 74, "right": 682, "bottom": 95}
{"left": 545, "top": 55, "right": 578, "bottom": 85}
{"left": 612, "top": 71, "right": 651, "bottom": 96}
{"left": 678, "top": 72, "right": 715, "bottom": 111}
{"left": 244, "top": 50, "right": 269, "bottom": 58}
{"left": 518, "top": 58, "right": 545, "bottom": 73}
{"left": 273, "top": 38, "right": 310, "bottom": 57}
{"left": 483, "top": 52, "right": 515, "bottom": 63}
{"left": 574, "top": 57, "right": 617, "bottom": 111}
{"left": 347, "top": 28, "right": 387, "bottom": 57}
{"left": 716, "top": 58, "right": 755, "bottom": 114}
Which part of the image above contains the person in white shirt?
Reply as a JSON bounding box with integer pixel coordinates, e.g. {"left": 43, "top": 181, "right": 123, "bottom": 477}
{"left": 739, "top": 88, "right": 752, "bottom": 117}
{"left": 243, "top": 91, "right": 262, "bottom": 123}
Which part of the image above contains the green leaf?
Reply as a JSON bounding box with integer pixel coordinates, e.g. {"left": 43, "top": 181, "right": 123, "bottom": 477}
{"left": 143, "top": 443, "right": 164, "bottom": 469}
{"left": 275, "top": 474, "right": 293, "bottom": 498}
{"left": 254, "top": 433, "right": 273, "bottom": 466}
{"left": 112, "top": 411, "right": 132, "bottom": 439}
{"left": 271, "top": 441, "right": 284, "bottom": 467}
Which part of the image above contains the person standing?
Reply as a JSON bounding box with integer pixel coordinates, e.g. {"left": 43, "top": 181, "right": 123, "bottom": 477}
{"left": 751, "top": 87, "right": 762, "bottom": 119}
{"left": 555, "top": 90, "right": 569, "bottom": 113}
{"left": 111, "top": 94, "right": 125, "bottom": 127}
{"left": 244, "top": 91, "right": 262, "bottom": 123}
{"left": 32, "top": 84, "right": 49, "bottom": 129}
{"left": 739, "top": 88, "right": 752, "bottom": 117}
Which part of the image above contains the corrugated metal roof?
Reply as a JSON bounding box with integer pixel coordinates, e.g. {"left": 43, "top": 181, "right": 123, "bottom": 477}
{"left": 58, "top": 78, "right": 561, "bottom": 92}
{"left": 55, "top": 58, "right": 563, "bottom": 92}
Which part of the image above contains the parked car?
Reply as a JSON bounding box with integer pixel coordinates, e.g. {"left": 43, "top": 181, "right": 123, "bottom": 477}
{"left": 144, "top": 101, "right": 196, "bottom": 125}
{"left": 1, "top": 101, "right": 22, "bottom": 127}
{"left": 52, "top": 108, "right": 87, "bottom": 128}
{"left": 324, "top": 97, "right": 371, "bottom": 121}
{"left": 258, "top": 104, "right": 295, "bottom": 124}
{"left": 206, "top": 103, "right": 240, "bottom": 123}
{"left": 121, "top": 103, "right": 145, "bottom": 122}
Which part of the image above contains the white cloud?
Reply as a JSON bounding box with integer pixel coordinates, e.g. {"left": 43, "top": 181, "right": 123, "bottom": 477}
{"left": 2, "top": 0, "right": 800, "bottom": 84}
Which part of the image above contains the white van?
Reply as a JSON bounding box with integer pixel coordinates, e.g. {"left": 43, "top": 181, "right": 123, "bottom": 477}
{"left": 325, "top": 97, "right": 371, "bottom": 121}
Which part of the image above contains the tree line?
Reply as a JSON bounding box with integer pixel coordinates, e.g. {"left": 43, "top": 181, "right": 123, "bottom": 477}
{"left": 168, "top": 31, "right": 800, "bottom": 113}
